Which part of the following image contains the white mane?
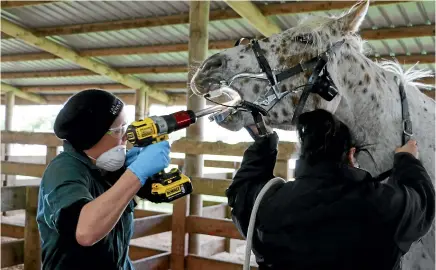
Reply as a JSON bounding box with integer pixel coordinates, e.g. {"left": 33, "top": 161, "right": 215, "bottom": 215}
{"left": 376, "top": 60, "right": 435, "bottom": 90}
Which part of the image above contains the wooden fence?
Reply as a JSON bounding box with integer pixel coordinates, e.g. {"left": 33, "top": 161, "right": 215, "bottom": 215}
{"left": 1, "top": 130, "right": 295, "bottom": 269}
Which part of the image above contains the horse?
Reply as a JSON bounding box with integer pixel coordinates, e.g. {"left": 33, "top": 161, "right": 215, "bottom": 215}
{"left": 190, "top": 1, "right": 435, "bottom": 269}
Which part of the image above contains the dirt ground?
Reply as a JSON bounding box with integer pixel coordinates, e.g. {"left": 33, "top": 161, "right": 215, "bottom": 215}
{"left": 1, "top": 212, "right": 258, "bottom": 269}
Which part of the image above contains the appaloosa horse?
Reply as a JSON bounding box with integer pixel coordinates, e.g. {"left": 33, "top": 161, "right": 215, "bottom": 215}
{"left": 191, "top": 1, "right": 435, "bottom": 269}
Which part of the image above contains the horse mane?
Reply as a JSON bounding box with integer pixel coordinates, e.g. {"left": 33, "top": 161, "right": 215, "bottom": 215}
{"left": 376, "top": 60, "right": 435, "bottom": 90}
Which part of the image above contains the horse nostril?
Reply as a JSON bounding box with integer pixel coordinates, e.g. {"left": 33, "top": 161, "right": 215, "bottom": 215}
{"left": 202, "top": 55, "right": 224, "bottom": 74}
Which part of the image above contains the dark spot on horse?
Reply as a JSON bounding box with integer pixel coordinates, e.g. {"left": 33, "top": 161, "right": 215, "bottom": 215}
{"left": 382, "top": 72, "right": 386, "bottom": 79}
{"left": 276, "top": 47, "right": 280, "bottom": 54}
{"left": 272, "top": 111, "right": 278, "bottom": 119}
{"left": 344, "top": 54, "right": 351, "bottom": 61}
{"left": 263, "top": 37, "right": 270, "bottom": 43}
{"left": 279, "top": 56, "right": 285, "bottom": 66}
{"left": 270, "top": 44, "right": 275, "bottom": 49}
{"left": 376, "top": 76, "right": 381, "bottom": 88}
{"left": 291, "top": 96, "right": 299, "bottom": 106}
{"left": 239, "top": 55, "right": 244, "bottom": 59}
{"left": 371, "top": 94, "right": 376, "bottom": 101}
{"left": 424, "top": 108, "right": 428, "bottom": 112}
{"left": 348, "top": 82, "right": 353, "bottom": 89}
{"left": 363, "top": 88, "right": 368, "bottom": 94}
{"left": 281, "top": 40, "right": 287, "bottom": 47}
{"left": 282, "top": 108, "right": 289, "bottom": 116}
{"left": 343, "top": 75, "right": 347, "bottom": 85}
{"left": 393, "top": 75, "right": 398, "bottom": 84}
{"left": 346, "top": 43, "right": 350, "bottom": 48}
{"left": 422, "top": 252, "right": 427, "bottom": 259}
{"left": 331, "top": 28, "right": 337, "bottom": 35}
{"left": 360, "top": 63, "right": 365, "bottom": 70}
{"left": 261, "top": 49, "right": 268, "bottom": 56}
{"left": 364, "top": 73, "right": 371, "bottom": 84}
{"left": 376, "top": 103, "right": 380, "bottom": 108}
{"left": 253, "top": 84, "right": 260, "bottom": 94}
{"left": 358, "top": 80, "right": 363, "bottom": 86}
{"left": 281, "top": 84, "right": 288, "bottom": 93}
{"left": 282, "top": 48, "right": 288, "bottom": 55}
{"left": 235, "top": 64, "right": 240, "bottom": 70}
{"left": 243, "top": 78, "right": 250, "bottom": 84}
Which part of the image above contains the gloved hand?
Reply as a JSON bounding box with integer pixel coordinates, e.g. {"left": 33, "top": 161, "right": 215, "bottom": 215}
{"left": 125, "top": 147, "right": 143, "bottom": 167}
{"left": 127, "top": 141, "right": 170, "bottom": 186}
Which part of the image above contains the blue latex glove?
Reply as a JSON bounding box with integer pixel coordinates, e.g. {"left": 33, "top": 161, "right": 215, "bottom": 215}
{"left": 127, "top": 141, "right": 170, "bottom": 186}
{"left": 125, "top": 147, "right": 143, "bottom": 167}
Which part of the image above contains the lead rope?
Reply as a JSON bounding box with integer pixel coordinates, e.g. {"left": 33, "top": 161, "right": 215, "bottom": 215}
{"left": 244, "top": 177, "right": 286, "bottom": 270}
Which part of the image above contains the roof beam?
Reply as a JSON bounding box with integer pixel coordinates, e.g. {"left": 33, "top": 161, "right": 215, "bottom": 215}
{"left": 1, "top": 18, "right": 172, "bottom": 104}
{"left": 0, "top": 1, "right": 405, "bottom": 37}
{"left": 2, "top": 54, "right": 433, "bottom": 79}
{"left": 2, "top": 24, "right": 433, "bottom": 63}
{"left": 1, "top": 93, "right": 187, "bottom": 106}
{"left": 223, "top": 0, "right": 281, "bottom": 37}
{"left": 18, "top": 82, "right": 187, "bottom": 93}
{"left": 1, "top": 83, "right": 47, "bottom": 104}
{"left": 1, "top": 65, "right": 188, "bottom": 79}
{"left": 1, "top": 1, "right": 57, "bottom": 8}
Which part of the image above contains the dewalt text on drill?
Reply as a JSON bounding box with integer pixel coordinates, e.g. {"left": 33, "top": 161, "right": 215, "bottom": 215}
{"left": 126, "top": 110, "right": 198, "bottom": 203}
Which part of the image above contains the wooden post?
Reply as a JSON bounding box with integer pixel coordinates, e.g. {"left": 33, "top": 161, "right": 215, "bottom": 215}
{"left": 46, "top": 146, "right": 57, "bottom": 164}
{"left": 171, "top": 2, "right": 209, "bottom": 269}
{"left": 274, "top": 159, "right": 289, "bottom": 179}
{"left": 135, "top": 89, "right": 147, "bottom": 120}
{"left": 187, "top": 0, "right": 209, "bottom": 256}
{"left": 24, "top": 186, "right": 41, "bottom": 270}
{"left": 3, "top": 92, "right": 15, "bottom": 216}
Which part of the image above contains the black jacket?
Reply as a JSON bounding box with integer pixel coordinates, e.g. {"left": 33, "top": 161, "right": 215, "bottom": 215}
{"left": 226, "top": 132, "right": 435, "bottom": 270}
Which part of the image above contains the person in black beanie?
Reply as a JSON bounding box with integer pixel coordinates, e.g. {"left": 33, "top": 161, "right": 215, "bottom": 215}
{"left": 36, "top": 89, "right": 171, "bottom": 270}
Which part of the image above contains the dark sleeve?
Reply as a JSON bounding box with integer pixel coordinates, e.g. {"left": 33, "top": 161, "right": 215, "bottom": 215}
{"left": 225, "top": 132, "right": 280, "bottom": 238}
{"left": 40, "top": 159, "right": 94, "bottom": 241}
{"left": 387, "top": 152, "right": 435, "bottom": 253}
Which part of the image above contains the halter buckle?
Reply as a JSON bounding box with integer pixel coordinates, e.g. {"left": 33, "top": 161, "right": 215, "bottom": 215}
{"left": 402, "top": 119, "right": 413, "bottom": 137}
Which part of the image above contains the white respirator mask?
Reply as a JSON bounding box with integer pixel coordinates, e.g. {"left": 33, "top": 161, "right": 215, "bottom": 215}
{"left": 91, "top": 145, "right": 127, "bottom": 172}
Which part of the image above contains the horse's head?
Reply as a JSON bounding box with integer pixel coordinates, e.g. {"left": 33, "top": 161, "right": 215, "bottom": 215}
{"left": 191, "top": 0, "right": 369, "bottom": 131}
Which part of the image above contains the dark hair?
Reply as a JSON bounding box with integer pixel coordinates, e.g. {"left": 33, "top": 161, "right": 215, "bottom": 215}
{"left": 296, "top": 109, "right": 353, "bottom": 165}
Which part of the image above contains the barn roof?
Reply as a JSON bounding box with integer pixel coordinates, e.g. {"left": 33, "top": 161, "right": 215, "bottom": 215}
{"left": 1, "top": 0, "right": 435, "bottom": 105}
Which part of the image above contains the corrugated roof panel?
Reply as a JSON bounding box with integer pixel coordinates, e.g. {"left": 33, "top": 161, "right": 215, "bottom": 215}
{"left": 209, "top": 19, "right": 260, "bottom": 40}
{"left": 1, "top": 39, "right": 43, "bottom": 54}
{"left": 94, "top": 49, "right": 221, "bottom": 67}
{"left": 135, "top": 73, "right": 188, "bottom": 82}
{"left": 1, "top": 76, "right": 115, "bottom": 86}
{"left": 1, "top": 59, "right": 81, "bottom": 72}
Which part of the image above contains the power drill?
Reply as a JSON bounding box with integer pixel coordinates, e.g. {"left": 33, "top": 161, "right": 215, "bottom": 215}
{"left": 126, "top": 110, "right": 197, "bottom": 203}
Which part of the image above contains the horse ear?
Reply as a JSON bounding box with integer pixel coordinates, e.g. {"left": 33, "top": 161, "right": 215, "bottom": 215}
{"left": 339, "top": 0, "right": 369, "bottom": 33}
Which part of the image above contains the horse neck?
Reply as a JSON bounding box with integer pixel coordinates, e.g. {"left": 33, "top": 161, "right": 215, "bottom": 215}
{"left": 326, "top": 45, "right": 406, "bottom": 175}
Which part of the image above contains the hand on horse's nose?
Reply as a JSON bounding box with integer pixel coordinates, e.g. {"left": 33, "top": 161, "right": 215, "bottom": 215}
{"left": 202, "top": 55, "right": 224, "bottom": 74}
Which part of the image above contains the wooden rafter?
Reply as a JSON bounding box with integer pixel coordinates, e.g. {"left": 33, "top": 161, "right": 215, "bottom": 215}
{"left": 2, "top": 24, "right": 434, "bottom": 63}
{"left": 0, "top": 1, "right": 405, "bottom": 38}
{"left": 19, "top": 82, "right": 187, "bottom": 93}
{"left": 223, "top": 0, "right": 281, "bottom": 37}
{"left": 1, "top": 83, "right": 46, "bottom": 104}
{"left": 1, "top": 65, "right": 188, "bottom": 79}
{"left": 1, "top": 92, "right": 187, "bottom": 106}
{"left": 2, "top": 54, "right": 433, "bottom": 79}
{"left": 1, "top": 18, "right": 172, "bottom": 104}
{"left": 1, "top": 1, "right": 57, "bottom": 8}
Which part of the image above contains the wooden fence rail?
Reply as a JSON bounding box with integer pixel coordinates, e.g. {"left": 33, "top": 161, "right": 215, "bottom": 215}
{"left": 1, "top": 130, "right": 297, "bottom": 269}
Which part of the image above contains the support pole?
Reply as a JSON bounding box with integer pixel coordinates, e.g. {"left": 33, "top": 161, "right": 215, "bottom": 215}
{"left": 134, "top": 89, "right": 148, "bottom": 120}
{"left": 24, "top": 186, "right": 41, "bottom": 270}
{"left": 187, "top": 0, "right": 210, "bottom": 256}
{"left": 2, "top": 92, "right": 15, "bottom": 216}
{"left": 171, "top": 1, "right": 209, "bottom": 269}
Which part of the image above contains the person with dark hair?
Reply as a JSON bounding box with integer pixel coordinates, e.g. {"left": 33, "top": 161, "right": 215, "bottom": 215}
{"left": 226, "top": 109, "right": 435, "bottom": 270}
{"left": 37, "top": 89, "right": 170, "bottom": 270}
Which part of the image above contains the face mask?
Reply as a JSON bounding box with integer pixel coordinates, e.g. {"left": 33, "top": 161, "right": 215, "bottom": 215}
{"left": 92, "top": 145, "right": 126, "bottom": 172}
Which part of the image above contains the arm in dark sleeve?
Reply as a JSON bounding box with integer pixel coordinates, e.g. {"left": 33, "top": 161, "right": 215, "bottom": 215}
{"left": 39, "top": 160, "right": 94, "bottom": 242}
{"left": 225, "top": 132, "right": 280, "bottom": 238}
{"left": 387, "top": 152, "right": 435, "bottom": 253}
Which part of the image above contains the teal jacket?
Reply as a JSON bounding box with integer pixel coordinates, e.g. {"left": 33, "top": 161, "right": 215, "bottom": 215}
{"left": 37, "top": 142, "right": 136, "bottom": 270}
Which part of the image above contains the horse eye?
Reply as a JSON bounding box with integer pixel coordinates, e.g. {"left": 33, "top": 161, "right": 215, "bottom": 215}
{"left": 295, "top": 34, "right": 313, "bottom": 45}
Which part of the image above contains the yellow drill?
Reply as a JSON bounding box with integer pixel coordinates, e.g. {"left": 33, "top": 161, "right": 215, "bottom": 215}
{"left": 126, "top": 110, "right": 197, "bottom": 203}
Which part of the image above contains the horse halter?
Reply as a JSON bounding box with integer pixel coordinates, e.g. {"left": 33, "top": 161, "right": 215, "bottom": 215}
{"left": 212, "top": 37, "right": 345, "bottom": 126}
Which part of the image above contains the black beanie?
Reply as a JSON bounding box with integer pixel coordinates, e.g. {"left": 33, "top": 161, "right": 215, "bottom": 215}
{"left": 54, "top": 89, "right": 124, "bottom": 151}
